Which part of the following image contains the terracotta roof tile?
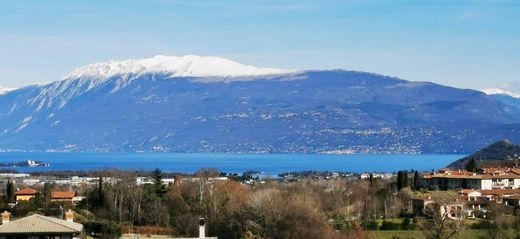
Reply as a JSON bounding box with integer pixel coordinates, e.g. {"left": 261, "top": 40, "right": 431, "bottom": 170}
{"left": 15, "top": 188, "right": 37, "bottom": 195}
{"left": 479, "top": 189, "right": 520, "bottom": 196}
{"left": 51, "top": 191, "right": 76, "bottom": 199}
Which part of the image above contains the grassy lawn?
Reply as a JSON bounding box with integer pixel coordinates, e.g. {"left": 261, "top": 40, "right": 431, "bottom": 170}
{"left": 371, "top": 229, "right": 487, "bottom": 239}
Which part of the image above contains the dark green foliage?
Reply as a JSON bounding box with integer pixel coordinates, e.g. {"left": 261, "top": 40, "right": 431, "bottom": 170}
{"left": 369, "top": 173, "right": 375, "bottom": 186}
{"left": 153, "top": 168, "right": 167, "bottom": 198}
{"left": 402, "top": 217, "right": 415, "bottom": 230}
{"left": 43, "top": 182, "right": 52, "bottom": 209}
{"left": 449, "top": 139, "right": 520, "bottom": 169}
{"left": 363, "top": 220, "right": 380, "bottom": 230}
{"left": 470, "top": 220, "right": 495, "bottom": 229}
{"left": 397, "top": 171, "right": 410, "bottom": 191}
{"left": 5, "top": 180, "right": 15, "bottom": 203}
{"left": 33, "top": 192, "right": 42, "bottom": 208}
{"left": 87, "top": 176, "right": 106, "bottom": 210}
{"left": 397, "top": 171, "right": 404, "bottom": 191}
{"left": 97, "top": 176, "right": 105, "bottom": 207}
{"left": 466, "top": 158, "right": 478, "bottom": 172}
{"left": 84, "top": 221, "right": 122, "bottom": 239}
{"left": 413, "top": 171, "right": 420, "bottom": 190}
{"left": 380, "top": 220, "right": 401, "bottom": 230}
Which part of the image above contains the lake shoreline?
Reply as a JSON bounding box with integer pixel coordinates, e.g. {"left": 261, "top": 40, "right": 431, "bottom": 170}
{"left": 0, "top": 152, "right": 464, "bottom": 175}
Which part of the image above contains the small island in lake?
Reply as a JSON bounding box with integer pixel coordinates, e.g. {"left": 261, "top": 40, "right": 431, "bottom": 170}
{"left": 0, "top": 159, "right": 50, "bottom": 168}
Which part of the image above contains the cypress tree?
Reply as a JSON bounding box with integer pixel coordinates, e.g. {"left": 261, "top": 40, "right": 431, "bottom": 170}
{"left": 413, "top": 170, "right": 420, "bottom": 190}
{"left": 5, "top": 180, "right": 15, "bottom": 203}
{"left": 397, "top": 171, "right": 404, "bottom": 191}
{"left": 97, "top": 176, "right": 105, "bottom": 208}
{"left": 403, "top": 171, "right": 409, "bottom": 188}
{"left": 466, "top": 158, "right": 478, "bottom": 173}
{"left": 152, "top": 168, "right": 167, "bottom": 198}
{"left": 43, "top": 182, "right": 52, "bottom": 208}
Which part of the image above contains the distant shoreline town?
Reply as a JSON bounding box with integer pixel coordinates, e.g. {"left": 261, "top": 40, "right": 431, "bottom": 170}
{"left": 0, "top": 160, "right": 49, "bottom": 168}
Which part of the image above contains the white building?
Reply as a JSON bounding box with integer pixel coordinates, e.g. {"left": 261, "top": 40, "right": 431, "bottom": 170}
{"left": 421, "top": 168, "right": 520, "bottom": 190}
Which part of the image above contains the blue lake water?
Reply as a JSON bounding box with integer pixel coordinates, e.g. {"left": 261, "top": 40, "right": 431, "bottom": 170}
{"left": 0, "top": 153, "right": 463, "bottom": 175}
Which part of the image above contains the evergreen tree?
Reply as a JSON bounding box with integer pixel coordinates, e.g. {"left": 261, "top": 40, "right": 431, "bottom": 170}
{"left": 34, "top": 191, "right": 43, "bottom": 208}
{"left": 43, "top": 182, "right": 52, "bottom": 208}
{"left": 397, "top": 171, "right": 404, "bottom": 191}
{"left": 5, "top": 180, "right": 15, "bottom": 203}
{"left": 466, "top": 158, "right": 478, "bottom": 172}
{"left": 152, "top": 168, "right": 167, "bottom": 198}
{"left": 413, "top": 170, "right": 420, "bottom": 190}
{"left": 94, "top": 176, "right": 105, "bottom": 208}
{"left": 403, "top": 171, "right": 409, "bottom": 188}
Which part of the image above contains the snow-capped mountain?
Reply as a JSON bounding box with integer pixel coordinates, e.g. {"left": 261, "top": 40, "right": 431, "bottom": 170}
{"left": 0, "top": 87, "right": 14, "bottom": 95}
{"left": 0, "top": 55, "right": 520, "bottom": 153}
{"left": 64, "top": 55, "right": 298, "bottom": 80}
{"left": 481, "top": 88, "right": 520, "bottom": 98}
{"left": 482, "top": 88, "right": 520, "bottom": 111}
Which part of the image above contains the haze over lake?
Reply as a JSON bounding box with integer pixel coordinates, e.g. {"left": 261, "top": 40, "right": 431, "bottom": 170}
{"left": 0, "top": 153, "right": 463, "bottom": 175}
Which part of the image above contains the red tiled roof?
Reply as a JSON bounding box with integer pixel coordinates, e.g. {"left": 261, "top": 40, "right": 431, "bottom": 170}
{"left": 425, "top": 168, "right": 520, "bottom": 180}
{"left": 15, "top": 188, "right": 37, "bottom": 195}
{"left": 480, "top": 189, "right": 520, "bottom": 196}
{"left": 51, "top": 191, "right": 76, "bottom": 199}
{"left": 424, "top": 169, "right": 520, "bottom": 179}
{"left": 460, "top": 189, "right": 480, "bottom": 194}
{"left": 511, "top": 169, "right": 520, "bottom": 175}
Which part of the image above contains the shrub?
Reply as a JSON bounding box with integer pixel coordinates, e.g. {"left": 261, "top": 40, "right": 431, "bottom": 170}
{"left": 470, "top": 220, "right": 496, "bottom": 230}
{"left": 362, "top": 220, "right": 380, "bottom": 230}
{"left": 402, "top": 217, "right": 416, "bottom": 230}
{"left": 380, "top": 220, "right": 401, "bottom": 230}
{"left": 84, "top": 221, "right": 122, "bottom": 239}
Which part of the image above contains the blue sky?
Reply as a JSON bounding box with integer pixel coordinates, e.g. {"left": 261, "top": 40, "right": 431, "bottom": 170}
{"left": 0, "top": 0, "right": 519, "bottom": 92}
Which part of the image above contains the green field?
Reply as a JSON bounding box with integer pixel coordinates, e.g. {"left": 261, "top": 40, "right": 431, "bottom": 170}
{"left": 372, "top": 229, "right": 487, "bottom": 239}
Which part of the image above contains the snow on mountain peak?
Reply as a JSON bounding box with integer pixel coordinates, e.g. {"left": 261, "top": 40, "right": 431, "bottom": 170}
{"left": 0, "top": 87, "right": 15, "bottom": 95}
{"left": 64, "top": 55, "right": 297, "bottom": 80}
{"left": 481, "top": 88, "right": 520, "bottom": 98}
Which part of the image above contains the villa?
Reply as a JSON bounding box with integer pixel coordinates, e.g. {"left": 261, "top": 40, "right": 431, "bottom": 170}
{"left": 51, "top": 191, "right": 76, "bottom": 203}
{"left": 14, "top": 189, "right": 37, "bottom": 202}
{"left": 420, "top": 168, "right": 520, "bottom": 190}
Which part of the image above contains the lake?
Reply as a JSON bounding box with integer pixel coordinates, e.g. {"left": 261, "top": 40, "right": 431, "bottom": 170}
{"left": 0, "top": 153, "right": 463, "bottom": 175}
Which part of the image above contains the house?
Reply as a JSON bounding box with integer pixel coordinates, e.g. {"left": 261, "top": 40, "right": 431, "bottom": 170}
{"left": 412, "top": 197, "right": 435, "bottom": 217}
{"left": 457, "top": 188, "right": 520, "bottom": 217}
{"left": 412, "top": 196, "right": 466, "bottom": 219}
{"left": 15, "top": 188, "right": 37, "bottom": 202}
{"left": 0, "top": 210, "right": 83, "bottom": 239}
{"left": 459, "top": 189, "right": 482, "bottom": 201}
{"left": 504, "top": 195, "right": 520, "bottom": 207}
{"left": 459, "top": 190, "right": 489, "bottom": 217}
{"left": 479, "top": 189, "right": 520, "bottom": 203}
{"left": 51, "top": 191, "right": 76, "bottom": 203}
{"left": 421, "top": 168, "right": 520, "bottom": 190}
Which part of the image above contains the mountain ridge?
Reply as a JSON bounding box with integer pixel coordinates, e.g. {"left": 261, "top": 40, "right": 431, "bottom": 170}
{"left": 447, "top": 139, "right": 520, "bottom": 169}
{"left": 1, "top": 56, "right": 520, "bottom": 153}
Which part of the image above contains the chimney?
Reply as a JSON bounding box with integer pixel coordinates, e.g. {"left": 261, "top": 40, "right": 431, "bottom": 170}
{"left": 2, "top": 211, "right": 10, "bottom": 224}
{"left": 198, "top": 218, "right": 206, "bottom": 238}
{"left": 65, "top": 210, "right": 74, "bottom": 223}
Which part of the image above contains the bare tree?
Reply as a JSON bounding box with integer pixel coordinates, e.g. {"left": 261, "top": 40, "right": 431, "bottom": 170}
{"left": 417, "top": 192, "right": 465, "bottom": 239}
